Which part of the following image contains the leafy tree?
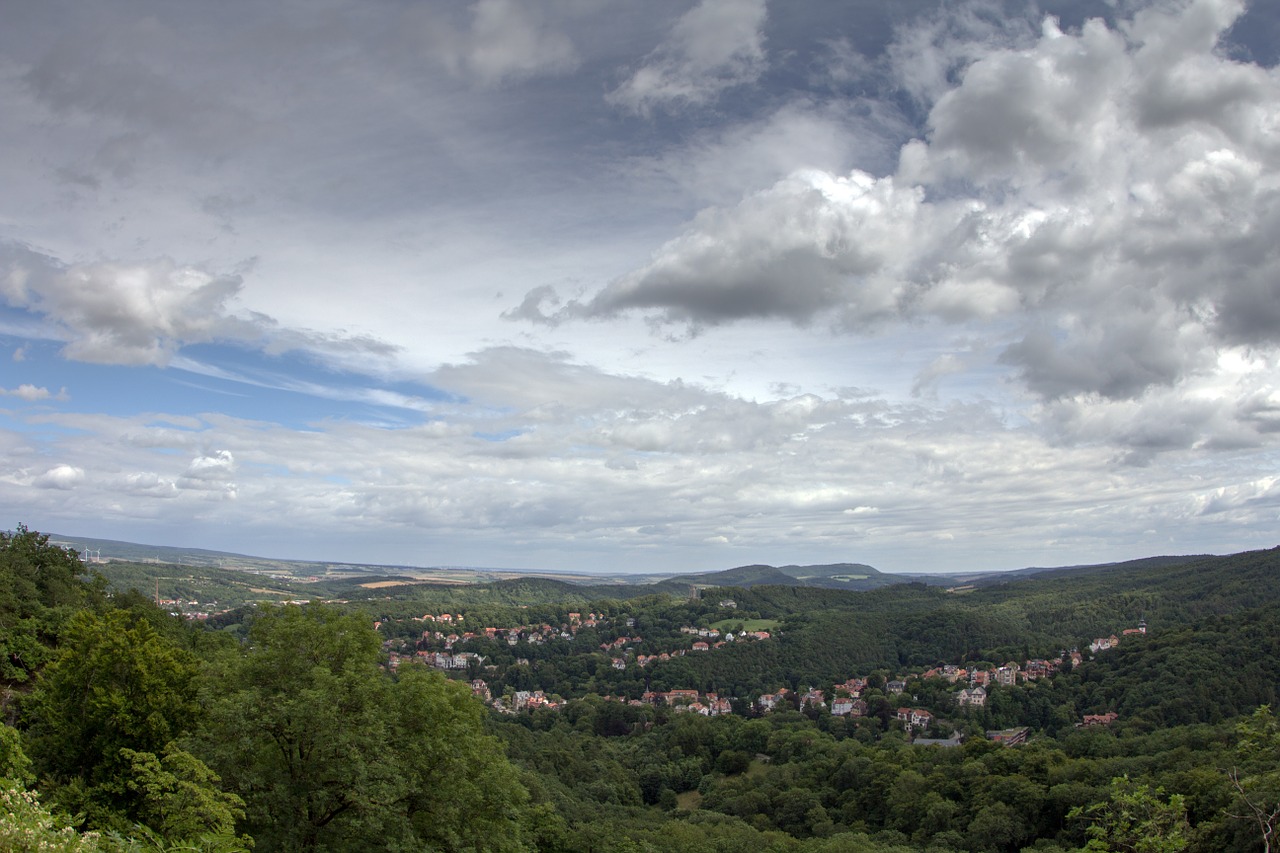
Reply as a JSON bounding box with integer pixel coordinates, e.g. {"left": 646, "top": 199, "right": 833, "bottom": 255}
{"left": 1070, "top": 776, "right": 1190, "bottom": 853}
{"left": 0, "top": 722, "right": 33, "bottom": 784}
{"left": 0, "top": 525, "right": 96, "bottom": 684}
{"left": 1226, "top": 705, "right": 1280, "bottom": 853}
{"left": 118, "top": 745, "right": 247, "bottom": 846}
{"left": 199, "top": 604, "right": 532, "bottom": 851}
{"left": 23, "top": 608, "right": 202, "bottom": 827}
{"left": 0, "top": 781, "right": 103, "bottom": 852}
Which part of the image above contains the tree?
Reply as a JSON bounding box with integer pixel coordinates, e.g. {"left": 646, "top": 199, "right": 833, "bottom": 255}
{"left": 199, "top": 604, "right": 532, "bottom": 851}
{"left": 23, "top": 608, "right": 202, "bottom": 828}
{"left": 119, "top": 745, "right": 247, "bottom": 847}
{"left": 389, "top": 663, "right": 531, "bottom": 852}
{"left": 1226, "top": 705, "right": 1280, "bottom": 853}
{"left": 1069, "top": 776, "right": 1190, "bottom": 853}
{"left": 0, "top": 525, "right": 96, "bottom": 685}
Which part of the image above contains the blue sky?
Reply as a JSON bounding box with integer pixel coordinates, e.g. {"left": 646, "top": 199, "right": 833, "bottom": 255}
{"left": 2, "top": 0, "right": 1279, "bottom": 573}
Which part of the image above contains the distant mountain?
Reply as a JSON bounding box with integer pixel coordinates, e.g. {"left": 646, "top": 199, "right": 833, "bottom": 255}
{"left": 37, "top": 528, "right": 1245, "bottom": 593}
{"left": 654, "top": 561, "right": 903, "bottom": 591}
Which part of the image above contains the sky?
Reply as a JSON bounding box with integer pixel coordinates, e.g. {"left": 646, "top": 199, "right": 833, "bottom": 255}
{"left": 2, "top": 0, "right": 1279, "bottom": 574}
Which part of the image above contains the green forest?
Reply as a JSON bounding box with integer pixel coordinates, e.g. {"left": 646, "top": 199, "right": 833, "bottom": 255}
{"left": 4, "top": 525, "right": 1280, "bottom": 852}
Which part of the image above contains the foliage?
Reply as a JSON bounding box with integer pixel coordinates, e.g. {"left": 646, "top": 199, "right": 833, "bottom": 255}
{"left": 1070, "top": 776, "right": 1191, "bottom": 852}
{"left": 23, "top": 608, "right": 203, "bottom": 828}
{"left": 0, "top": 782, "right": 103, "bottom": 852}
{"left": 0, "top": 525, "right": 96, "bottom": 685}
{"left": 198, "top": 603, "right": 532, "bottom": 851}
{"left": 118, "top": 746, "right": 246, "bottom": 845}
{"left": 1225, "top": 706, "right": 1280, "bottom": 853}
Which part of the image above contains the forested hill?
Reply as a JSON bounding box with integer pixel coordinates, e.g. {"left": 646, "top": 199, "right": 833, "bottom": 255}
{"left": 7, "top": 527, "right": 1280, "bottom": 852}
{"left": 653, "top": 562, "right": 898, "bottom": 592}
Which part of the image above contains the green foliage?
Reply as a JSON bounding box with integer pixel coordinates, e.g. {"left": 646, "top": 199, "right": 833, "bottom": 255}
{"left": 118, "top": 745, "right": 245, "bottom": 844}
{"left": 198, "top": 603, "right": 532, "bottom": 852}
{"left": 23, "top": 608, "right": 202, "bottom": 827}
{"left": 1069, "top": 776, "right": 1191, "bottom": 852}
{"left": 1225, "top": 705, "right": 1280, "bottom": 852}
{"left": 0, "top": 722, "right": 33, "bottom": 784}
{"left": 0, "top": 525, "right": 95, "bottom": 684}
{"left": 0, "top": 782, "right": 103, "bottom": 852}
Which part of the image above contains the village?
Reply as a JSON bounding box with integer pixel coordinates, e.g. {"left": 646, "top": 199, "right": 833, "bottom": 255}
{"left": 378, "top": 606, "right": 1148, "bottom": 745}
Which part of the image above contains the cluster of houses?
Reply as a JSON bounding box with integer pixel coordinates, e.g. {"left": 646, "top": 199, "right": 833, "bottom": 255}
{"left": 382, "top": 607, "right": 1144, "bottom": 739}
{"left": 387, "top": 610, "right": 777, "bottom": 676}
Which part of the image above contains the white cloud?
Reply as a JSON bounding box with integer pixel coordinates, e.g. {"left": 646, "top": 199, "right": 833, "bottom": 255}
{"left": 35, "top": 464, "right": 84, "bottom": 490}
{"left": 183, "top": 450, "right": 236, "bottom": 481}
{"left": 1, "top": 248, "right": 252, "bottom": 366}
{"left": 523, "top": 0, "right": 1280, "bottom": 455}
{"left": 608, "top": 0, "right": 768, "bottom": 114}
{"left": 0, "top": 384, "right": 66, "bottom": 402}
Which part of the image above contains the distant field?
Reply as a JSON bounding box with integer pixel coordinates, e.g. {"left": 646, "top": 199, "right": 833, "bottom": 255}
{"left": 710, "top": 618, "right": 780, "bottom": 632}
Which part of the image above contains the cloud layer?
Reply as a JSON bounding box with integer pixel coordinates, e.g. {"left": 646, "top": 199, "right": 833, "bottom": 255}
{"left": 1, "top": 0, "right": 1277, "bottom": 571}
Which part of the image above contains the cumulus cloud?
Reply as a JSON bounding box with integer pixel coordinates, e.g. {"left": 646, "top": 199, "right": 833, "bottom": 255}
{"left": 1, "top": 245, "right": 254, "bottom": 366}
{"left": 608, "top": 0, "right": 768, "bottom": 114}
{"left": 183, "top": 450, "right": 236, "bottom": 481}
{"left": 524, "top": 169, "right": 934, "bottom": 329}
{"left": 522, "top": 0, "right": 1280, "bottom": 452}
{"left": 35, "top": 464, "right": 84, "bottom": 490}
{"left": 0, "top": 242, "right": 401, "bottom": 370}
{"left": 178, "top": 450, "right": 237, "bottom": 498}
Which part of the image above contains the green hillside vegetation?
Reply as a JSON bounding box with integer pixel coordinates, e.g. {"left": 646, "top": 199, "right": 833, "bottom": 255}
{"left": 6, "top": 526, "right": 1280, "bottom": 852}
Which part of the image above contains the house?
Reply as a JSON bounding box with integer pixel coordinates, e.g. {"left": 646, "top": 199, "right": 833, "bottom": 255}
{"left": 886, "top": 680, "right": 906, "bottom": 695}
{"left": 1082, "top": 712, "right": 1119, "bottom": 726}
{"left": 610, "top": 657, "right": 626, "bottom": 670}
{"left": 837, "top": 677, "right": 867, "bottom": 696}
{"left": 987, "top": 727, "right": 1030, "bottom": 746}
{"left": 1090, "top": 635, "right": 1120, "bottom": 653}
{"left": 831, "top": 697, "right": 855, "bottom": 716}
{"left": 665, "top": 689, "right": 700, "bottom": 706}
{"left": 691, "top": 641, "right": 710, "bottom": 652}
{"left": 994, "top": 663, "right": 1020, "bottom": 686}
{"left": 897, "top": 708, "right": 933, "bottom": 729}
{"left": 757, "top": 689, "right": 790, "bottom": 711}
{"left": 957, "top": 686, "right": 987, "bottom": 708}
{"left": 801, "top": 688, "right": 826, "bottom": 708}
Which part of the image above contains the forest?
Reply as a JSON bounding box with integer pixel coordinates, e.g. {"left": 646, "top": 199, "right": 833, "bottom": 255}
{"left": 3, "top": 524, "right": 1280, "bottom": 852}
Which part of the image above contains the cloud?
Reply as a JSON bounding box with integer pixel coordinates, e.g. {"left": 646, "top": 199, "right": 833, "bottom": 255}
{"left": 520, "top": 0, "right": 1280, "bottom": 453}
{"left": 0, "top": 242, "right": 402, "bottom": 371}
{"left": 183, "top": 450, "right": 236, "bottom": 481}
{"left": 0, "top": 384, "right": 66, "bottom": 402}
{"left": 35, "top": 464, "right": 83, "bottom": 490}
{"left": 0, "top": 343, "right": 1273, "bottom": 570}
{"left": 525, "top": 169, "right": 934, "bottom": 329}
{"left": 177, "top": 450, "right": 237, "bottom": 498}
{"left": 608, "top": 0, "right": 768, "bottom": 114}
{"left": 429, "top": 0, "right": 579, "bottom": 86}
{"left": 1, "top": 245, "right": 253, "bottom": 366}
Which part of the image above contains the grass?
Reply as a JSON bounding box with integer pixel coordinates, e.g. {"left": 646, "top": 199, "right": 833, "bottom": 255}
{"left": 710, "top": 618, "right": 781, "bottom": 632}
{"left": 676, "top": 790, "right": 702, "bottom": 810}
